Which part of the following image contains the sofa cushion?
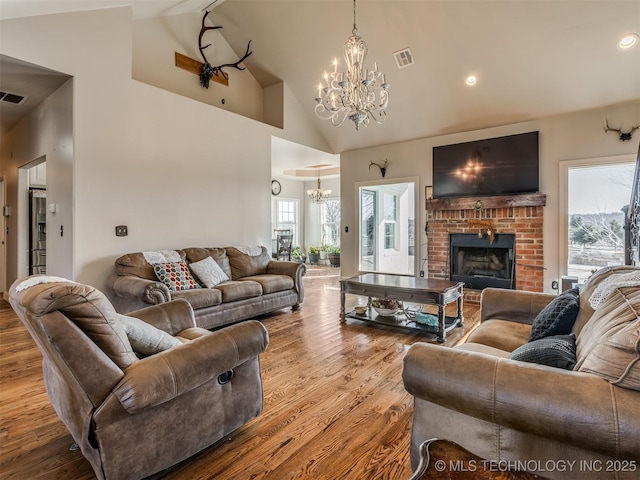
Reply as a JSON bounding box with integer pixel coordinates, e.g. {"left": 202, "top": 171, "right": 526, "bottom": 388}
{"left": 465, "top": 319, "right": 531, "bottom": 352}
{"left": 172, "top": 288, "right": 222, "bottom": 309}
{"left": 183, "top": 247, "right": 232, "bottom": 279}
{"left": 241, "top": 274, "right": 294, "bottom": 294}
{"left": 226, "top": 246, "right": 271, "bottom": 279}
{"left": 119, "top": 314, "right": 182, "bottom": 357}
{"left": 529, "top": 287, "right": 580, "bottom": 341}
{"left": 153, "top": 262, "right": 201, "bottom": 292}
{"left": 189, "top": 256, "right": 229, "bottom": 288}
{"left": 572, "top": 266, "right": 639, "bottom": 336}
{"left": 114, "top": 251, "right": 187, "bottom": 281}
{"left": 509, "top": 334, "right": 577, "bottom": 370}
{"left": 215, "top": 280, "right": 263, "bottom": 303}
{"left": 575, "top": 287, "right": 640, "bottom": 392}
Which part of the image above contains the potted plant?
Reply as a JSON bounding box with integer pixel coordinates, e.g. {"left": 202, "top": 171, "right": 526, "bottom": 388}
{"left": 291, "top": 246, "right": 306, "bottom": 263}
{"left": 327, "top": 246, "right": 340, "bottom": 267}
{"left": 308, "top": 246, "right": 320, "bottom": 265}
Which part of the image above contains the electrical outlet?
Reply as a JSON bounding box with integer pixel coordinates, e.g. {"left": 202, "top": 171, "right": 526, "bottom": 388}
{"left": 419, "top": 270, "right": 424, "bottom": 278}
{"left": 551, "top": 280, "right": 559, "bottom": 290}
{"left": 115, "top": 225, "right": 128, "bottom": 237}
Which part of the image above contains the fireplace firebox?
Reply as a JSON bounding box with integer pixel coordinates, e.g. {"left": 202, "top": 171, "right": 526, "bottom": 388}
{"left": 450, "top": 233, "right": 515, "bottom": 290}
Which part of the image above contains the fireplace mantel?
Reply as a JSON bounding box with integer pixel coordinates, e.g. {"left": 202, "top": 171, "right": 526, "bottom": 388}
{"left": 427, "top": 192, "right": 546, "bottom": 211}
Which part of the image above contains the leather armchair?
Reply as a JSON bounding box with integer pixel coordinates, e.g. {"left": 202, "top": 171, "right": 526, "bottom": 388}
{"left": 9, "top": 277, "right": 269, "bottom": 480}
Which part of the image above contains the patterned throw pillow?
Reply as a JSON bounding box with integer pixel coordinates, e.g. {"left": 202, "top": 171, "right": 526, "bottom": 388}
{"left": 510, "top": 334, "right": 577, "bottom": 370}
{"left": 153, "top": 262, "right": 201, "bottom": 292}
{"left": 529, "top": 287, "right": 580, "bottom": 341}
{"left": 189, "top": 256, "right": 229, "bottom": 288}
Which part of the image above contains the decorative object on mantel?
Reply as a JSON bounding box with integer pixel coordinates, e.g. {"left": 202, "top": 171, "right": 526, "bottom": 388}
{"left": 467, "top": 219, "right": 495, "bottom": 244}
{"left": 175, "top": 9, "right": 253, "bottom": 89}
{"left": 314, "top": 0, "right": 390, "bottom": 130}
{"left": 603, "top": 119, "right": 639, "bottom": 142}
{"left": 369, "top": 159, "right": 389, "bottom": 178}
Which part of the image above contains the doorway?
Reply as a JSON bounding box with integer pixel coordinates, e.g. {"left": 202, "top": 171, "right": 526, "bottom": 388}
{"left": 357, "top": 178, "right": 417, "bottom": 276}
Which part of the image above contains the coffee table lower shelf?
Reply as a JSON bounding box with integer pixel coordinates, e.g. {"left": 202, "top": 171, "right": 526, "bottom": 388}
{"left": 345, "top": 310, "right": 462, "bottom": 337}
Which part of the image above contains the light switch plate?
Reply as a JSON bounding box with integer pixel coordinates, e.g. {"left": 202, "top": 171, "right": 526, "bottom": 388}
{"left": 115, "top": 225, "right": 128, "bottom": 237}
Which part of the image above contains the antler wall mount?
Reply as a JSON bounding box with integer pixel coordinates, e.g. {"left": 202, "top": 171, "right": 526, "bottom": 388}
{"left": 603, "top": 119, "right": 640, "bottom": 142}
{"left": 175, "top": 10, "right": 253, "bottom": 88}
{"left": 369, "top": 159, "right": 389, "bottom": 177}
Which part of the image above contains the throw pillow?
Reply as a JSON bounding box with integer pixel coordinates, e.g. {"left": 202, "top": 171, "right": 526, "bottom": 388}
{"left": 189, "top": 256, "right": 229, "bottom": 288}
{"left": 153, "top": 262, "right": 201, "bottom": 292}
{"left": 510, "top": 334, "right": 577, "bottom": 370}
{"left": 118, "top": 314, "right": 182, "bottom": 357}
{"left": 529, "top": 287, "right": 580, "bottom": 341}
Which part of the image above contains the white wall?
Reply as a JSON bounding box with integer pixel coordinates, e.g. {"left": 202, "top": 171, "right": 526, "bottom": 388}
{"left": 0, "top": 79, "right": 74, "bottom": 283}
{"left": 132, "top": 13, "right": 264, "bottom": 123}
{"left": 0, "top": 7, "right": 330, "bottom": 294}
{"left": 340, "top": 101, "right": 640, "bottom": 292}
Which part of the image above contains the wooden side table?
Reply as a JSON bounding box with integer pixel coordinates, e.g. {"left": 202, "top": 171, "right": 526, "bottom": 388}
{"left": 409, "top": 439, "right": 550, "bottom": 480}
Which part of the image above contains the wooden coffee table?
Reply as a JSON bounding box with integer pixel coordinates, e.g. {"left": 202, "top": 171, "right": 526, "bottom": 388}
{"left": 340, "top": 274, "right": 464, "bottom": 343}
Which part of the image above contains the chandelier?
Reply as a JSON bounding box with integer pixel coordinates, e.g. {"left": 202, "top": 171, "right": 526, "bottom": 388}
{"left": 314, "top": 0, "right": 389, "bottom": 130}
{"left": 307, "top": 172, "right": 332, "bottom": 204}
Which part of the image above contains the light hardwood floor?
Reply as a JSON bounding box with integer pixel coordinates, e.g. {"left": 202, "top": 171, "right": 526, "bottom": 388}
{"left": 0, "top": 268, "right": 479, "bottom": 480}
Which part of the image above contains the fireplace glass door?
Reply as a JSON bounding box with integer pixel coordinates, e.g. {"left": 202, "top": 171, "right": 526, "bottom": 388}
{"left": 450, "top": 233, "right": 515, "bottom": 290}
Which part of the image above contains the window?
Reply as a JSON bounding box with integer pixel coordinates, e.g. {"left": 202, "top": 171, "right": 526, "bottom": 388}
{"left": 565, "top": 160, "right": 634, "bottom": 283}
{"left": 272, "top": 198, "right": 299, "bottom": 244}
{"left": 321, "top": 199, "right": 341, "bottom": 247}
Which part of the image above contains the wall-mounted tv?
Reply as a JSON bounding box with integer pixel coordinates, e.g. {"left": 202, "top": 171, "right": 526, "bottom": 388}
{"left": 432, "top": 131, "right": 539, "bottom": 199}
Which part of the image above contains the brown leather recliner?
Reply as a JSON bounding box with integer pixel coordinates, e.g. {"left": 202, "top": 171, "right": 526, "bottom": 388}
{"left": 9, "top": 276, "right": 269, "bottom": 480}
{"left": 403, "top": 266, "right": 640, "bottom": 480}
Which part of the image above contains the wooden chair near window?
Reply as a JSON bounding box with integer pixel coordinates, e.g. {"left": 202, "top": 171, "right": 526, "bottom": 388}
{"left": 274, "top": 229, "right": 293, "bottom": 261}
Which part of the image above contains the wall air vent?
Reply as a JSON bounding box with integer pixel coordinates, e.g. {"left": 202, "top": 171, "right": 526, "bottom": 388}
{"left": 0, "top": 91, "right": 28, "bottom": 105}
{"left": 393, "top": 48, "right": 415, "bottom": 69}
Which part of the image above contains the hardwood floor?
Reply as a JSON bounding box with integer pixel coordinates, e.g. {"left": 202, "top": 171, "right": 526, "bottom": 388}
{"left": 0, "top": 268, "right": 479, "bottom": 480}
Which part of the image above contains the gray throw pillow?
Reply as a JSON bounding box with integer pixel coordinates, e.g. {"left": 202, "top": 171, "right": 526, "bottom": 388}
{"left": 510, "top": 334, "right": 577, "bottom": 370}
{"left": 118, "top": 314, "right": 181, "bottom": 356}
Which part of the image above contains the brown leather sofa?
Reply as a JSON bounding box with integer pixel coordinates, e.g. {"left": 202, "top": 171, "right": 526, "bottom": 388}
{"left": 106, "top": 246, "right": 305, "bottom": 330}
{"left": 403, "top": 266, "right": 640, "bottom": 479}
{"left": 9, "top": 277, "right": 269, "bottom": 480}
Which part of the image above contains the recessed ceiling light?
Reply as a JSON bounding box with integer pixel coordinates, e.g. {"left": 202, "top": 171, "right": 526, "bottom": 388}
{"left": 465, "top": 75, "right": 477, "bottom": 86}
{"left": 617, "top": 33, "right": 639, "bottom": 50}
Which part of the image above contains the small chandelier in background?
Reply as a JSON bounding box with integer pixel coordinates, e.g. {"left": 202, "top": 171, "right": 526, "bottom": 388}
{"left": 314, "top": 0, "right": 390, "bottom": 130}
{"left": 307, "top": 171, "right": 332, "bottom": 204}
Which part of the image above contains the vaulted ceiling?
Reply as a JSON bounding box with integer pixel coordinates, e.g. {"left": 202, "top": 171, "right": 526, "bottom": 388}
{"left": 1, "top": 0, "right": 639, "bottom": 154}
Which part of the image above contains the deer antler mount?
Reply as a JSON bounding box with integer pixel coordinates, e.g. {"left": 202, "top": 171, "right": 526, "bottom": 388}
{"left": 369, "top": 159, "right": 389, "bottom": 178}
{"left": 603, "top": 119, "right": 640, "bottom": 142}
{"left": 198, "top": 10, "right": 253, "bottom": 88}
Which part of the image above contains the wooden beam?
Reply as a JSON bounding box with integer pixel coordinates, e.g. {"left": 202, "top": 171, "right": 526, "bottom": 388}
{"left": 427, "top": 192, "right": 546, "bottom": 211}
{"left": 174, "top": 52, "right": 229, "bottom": 87}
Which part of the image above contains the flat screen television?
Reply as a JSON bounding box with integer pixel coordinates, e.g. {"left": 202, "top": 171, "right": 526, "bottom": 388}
{"left": 432, "top": 131, "right": 539, "bottom": 199}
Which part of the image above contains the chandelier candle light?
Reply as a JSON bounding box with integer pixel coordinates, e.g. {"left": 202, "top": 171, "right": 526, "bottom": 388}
{"left": 314, "top": 0, "right": 390, "bottom": 130}
{"left": 307, "top": 170, "right": 332, "bottom": 204}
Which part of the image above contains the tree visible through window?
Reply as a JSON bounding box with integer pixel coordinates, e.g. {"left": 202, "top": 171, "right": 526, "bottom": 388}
{"left": 568, "top": 162, "right": 634, "bottom": 282}
{"left": 321, "top": 199, "right": 340, "bottom": 248}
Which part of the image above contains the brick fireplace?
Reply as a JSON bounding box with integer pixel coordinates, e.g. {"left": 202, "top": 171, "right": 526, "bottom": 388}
{"left": 426, "top": 193, "right": 546, "bottom": 302}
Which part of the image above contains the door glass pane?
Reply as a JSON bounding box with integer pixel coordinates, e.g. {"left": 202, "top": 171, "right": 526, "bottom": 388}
{"left": 360, "top": 189, "right": 376, "bottom": 270}
{"left": 358, "top": 181, "right": 415, "bottom": 275}
{"left": 567, "top": 162, "right": 634, "bottom": 283}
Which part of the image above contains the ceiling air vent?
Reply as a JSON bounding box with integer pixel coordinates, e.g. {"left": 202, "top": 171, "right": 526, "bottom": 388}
{"left": 0, "top": 91, "right": 28, "bottom": 105}
{"left": 393, "top": 48, "right": 415, "bottom": 69}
